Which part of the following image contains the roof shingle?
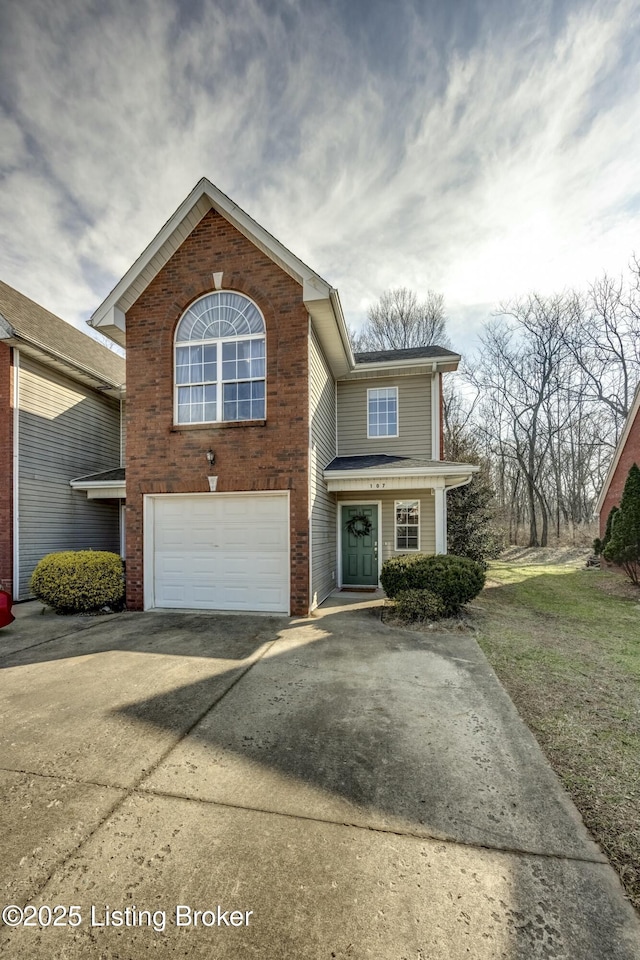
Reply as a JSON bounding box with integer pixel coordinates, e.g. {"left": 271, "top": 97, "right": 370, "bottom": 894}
{"left": 0, "top": 281, "right": 125, "bottom": 387}
{"left": 324, "top": 454, "right": 439, "bottom": 471}
{"left": 354, "top": 345, "right": 459, "bottom": 364}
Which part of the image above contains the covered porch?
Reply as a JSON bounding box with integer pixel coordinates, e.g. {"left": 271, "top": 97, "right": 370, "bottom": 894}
{"left": 323, "top": 455, "right": 478, "bottom": 589}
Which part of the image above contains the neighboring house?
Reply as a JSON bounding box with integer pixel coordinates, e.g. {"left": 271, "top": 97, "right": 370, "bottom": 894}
{"left": 0, "top": 281, "right": 125, "bottom": 599}
{"left": 89, "top": 178, "right": 477, "bottom": 616}
{"left": 596, "top": 382, "right": 640, "bottom": 535}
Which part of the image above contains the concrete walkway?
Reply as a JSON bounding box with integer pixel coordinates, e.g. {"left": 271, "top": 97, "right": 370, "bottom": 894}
{"left": 0, "top": 598, "right": 638, "bottom": 958}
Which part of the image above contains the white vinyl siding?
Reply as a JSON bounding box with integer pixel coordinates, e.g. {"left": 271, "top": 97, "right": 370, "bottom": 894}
{"left": 337, "top": 374, "right": 432, "bottom": 457}
{"left": 17, "top": 357, "right": 120, "bottom": 598}
{"left": 309, "top": 329, "right": 337, "bottom": 607}
{"left": 337, "top": 491, "right": 435, "bottom": 564}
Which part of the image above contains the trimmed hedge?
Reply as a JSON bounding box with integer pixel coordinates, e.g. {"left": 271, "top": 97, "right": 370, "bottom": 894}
{"left": 30, "top": 550, "right": 125, "bottom": 613}
{"left": 381, "top": 553, "right": 485, "bottom": 615}
{"left": 395, "top": 589, "right": 445, "bottom": 622}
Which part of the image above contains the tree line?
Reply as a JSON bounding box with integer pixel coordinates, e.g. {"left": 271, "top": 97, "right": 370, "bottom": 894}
{"left": 352, "top": 259, "right": 640, "bottom": 550}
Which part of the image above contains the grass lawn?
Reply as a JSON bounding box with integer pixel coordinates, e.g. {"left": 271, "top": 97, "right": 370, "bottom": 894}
{"left": 471, "top": 549, "right": 640, "bottom": 910}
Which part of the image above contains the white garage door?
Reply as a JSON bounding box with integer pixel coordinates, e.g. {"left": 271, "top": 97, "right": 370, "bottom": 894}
{"left": 150, "top": 494, "right": 289, "bottom": 612}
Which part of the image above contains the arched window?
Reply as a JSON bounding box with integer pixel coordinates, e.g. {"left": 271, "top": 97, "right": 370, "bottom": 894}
{"left": 175, "top": 291, "right": 266, "bottom": 424}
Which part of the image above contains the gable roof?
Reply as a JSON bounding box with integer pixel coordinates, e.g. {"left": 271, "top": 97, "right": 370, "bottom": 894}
{"left": 595, "top": 381, "right": 640, "bottom": 515}
{"left": 90, "top": 178, "right": 354, "bottom": 377}
{"left": 0, "top": 281, "right": 125, "bottom": 395}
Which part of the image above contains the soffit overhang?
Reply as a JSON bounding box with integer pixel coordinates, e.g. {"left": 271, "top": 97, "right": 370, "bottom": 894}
{"left": 324, "top": 461, "right": 479, "bottom": 493}
{"left": 339, "top": 354, "right": 461, "bottom": 380}
{"left": 0, "top": 322, "right": 124, "bottom": 398}
{"left": 70, "top": 479, "right": 126, "bottom": 499}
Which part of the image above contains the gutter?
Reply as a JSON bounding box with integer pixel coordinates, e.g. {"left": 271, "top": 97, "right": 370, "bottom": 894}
{"left": 329, "top": 287, "right": 355, "bottom": 368}
{"left": 0, "top": 316, "right": 124, "bottom": 395}
{"left": 347, "top": 353, "right": 461, "bottom": 375}
{"left": 70, "top": 480, "right": 125, "bottom": 490}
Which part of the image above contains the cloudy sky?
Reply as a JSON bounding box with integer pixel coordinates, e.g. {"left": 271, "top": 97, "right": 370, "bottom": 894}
{"left": 1, "top": 0, "right": 639, "bottom": 352}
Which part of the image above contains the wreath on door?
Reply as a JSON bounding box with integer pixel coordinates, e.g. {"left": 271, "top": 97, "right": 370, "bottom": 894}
{"left": 346, "top": 512, "right": 372, "bottom": 538}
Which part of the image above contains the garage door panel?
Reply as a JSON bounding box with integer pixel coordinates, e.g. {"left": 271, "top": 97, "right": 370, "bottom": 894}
{"left": 222, "top": 557, "right": 252, "bottom": 577}
{"left": 156, "top": 523, "right": 288, "bottom": 554}
{"left": 151, "top": 495, "right": 289, "bottom": 613}
{"left": 250, "top": 555, "right": 288, "bottom": 575}
{"left": 157, "top": 584, "right": 187, "bottom": 604}
{"left": 252, "top": 527, "right": 288, "bottom": 550}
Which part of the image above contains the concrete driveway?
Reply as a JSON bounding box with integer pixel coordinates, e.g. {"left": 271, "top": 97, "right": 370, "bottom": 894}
{"left": 0, "top": 597, "right": 638, "bottom": 959}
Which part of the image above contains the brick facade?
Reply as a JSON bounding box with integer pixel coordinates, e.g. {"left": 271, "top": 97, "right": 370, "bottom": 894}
{"left": 600, "top": 404, "right": 640, "bottom": 537}
{"left": 125, "top": 208, "right": 310, "bottom": 614}
{"left": 0, "top": 343, "right": 13, "bottom": 594}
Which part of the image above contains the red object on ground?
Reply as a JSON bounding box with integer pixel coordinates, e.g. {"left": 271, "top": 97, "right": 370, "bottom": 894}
{"left": 0, "top": 590, "right": 14, "bottom": 628}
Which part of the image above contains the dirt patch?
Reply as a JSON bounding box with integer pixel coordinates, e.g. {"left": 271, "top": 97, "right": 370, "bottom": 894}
{"left": 381, "top": 603, "right": 477, "bottom": 633}
{"left": 499, "top": 545, "right": 590, "bottom": 565}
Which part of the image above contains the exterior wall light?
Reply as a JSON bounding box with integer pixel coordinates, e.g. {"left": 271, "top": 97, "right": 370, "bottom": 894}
{"left": 206, "top": 449, "right": 215, "bottom": 466}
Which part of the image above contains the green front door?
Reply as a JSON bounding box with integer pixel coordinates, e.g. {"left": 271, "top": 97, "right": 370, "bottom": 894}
{"left": 341, "top": 504, "right": 379, "bottom": 586}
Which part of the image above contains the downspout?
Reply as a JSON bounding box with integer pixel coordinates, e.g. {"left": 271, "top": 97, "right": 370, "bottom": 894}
{"left": 437, "top": 475, "right": 475, "bottom": 555}
{"left": 431, "top": 366, "right": 440, "bottom": 460}
{"left": 12, "top": 349, "right": 20, "bottom": 599}
{"left": 439, "top": 372, "right": 444, "bottom": 460}
{"left": 308, "top": 316, "right": 314, "bottom": 611}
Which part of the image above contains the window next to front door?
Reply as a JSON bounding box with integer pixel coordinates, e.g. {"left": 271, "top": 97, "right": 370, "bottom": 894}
{"left": 395, "top": 500, "right": 420, "bottom": 550}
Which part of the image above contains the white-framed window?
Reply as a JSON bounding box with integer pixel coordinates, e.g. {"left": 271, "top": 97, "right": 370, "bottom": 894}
{"left": 395, "top": 500, "right": 420, "bottom": 551}
{"left": 174, "top": 291, "right": 266, "bottom": 424}
{"left": 367, "top": 386, "right": 398, "bottom": 438}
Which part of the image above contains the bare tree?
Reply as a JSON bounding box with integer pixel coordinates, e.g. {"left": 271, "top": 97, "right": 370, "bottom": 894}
{"left": 348, "top": 263, "right": 640, "bottom": 548}
{"left": 471, "top": 295, "right": 570, "bottom": 547}
{"left": 352, "top": 287, "right": 449, "bottom": 351}
{"left": 469, "top": 273, "right": 640, "bottom": 547}
{"left": 561, "top": 272, "right": 640, "bottom": 438}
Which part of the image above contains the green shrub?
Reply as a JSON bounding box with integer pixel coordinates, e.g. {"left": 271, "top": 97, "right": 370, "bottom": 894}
{"left": 596, "top": 505, "right": 619, "bottom": 557}
{"left": 394, "top": 589, "right": 445, "bottom": 622}
{"left": 30, "top": 550, "right": 125, "bottom": 613}
{"left": 380, "top": 553, "right": 485, "bottom": 614}
{"left": 379, "top": 554, "right": 419, "bottom": 598}
{"left": 603, "top": 465, "right": 640, "bottom": 585}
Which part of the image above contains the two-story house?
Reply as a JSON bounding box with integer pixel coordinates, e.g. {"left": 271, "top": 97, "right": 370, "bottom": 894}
{"left": 87, "top": 179, "right": 476, "bottom": 616}
{"left": 0, "top": 281, "right": 125, "bottom": 600}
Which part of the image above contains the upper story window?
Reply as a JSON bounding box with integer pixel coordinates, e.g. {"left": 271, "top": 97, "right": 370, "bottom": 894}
{"left": 174, "top": 292, "right": 266, "bottom": 424}
{"left": 367, "top": 386, "right": 398, "bottom": 438}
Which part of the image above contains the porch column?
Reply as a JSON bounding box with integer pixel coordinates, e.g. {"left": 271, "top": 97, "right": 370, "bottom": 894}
{"left": 434, "top": 483, "right": 446, "bottom": 554}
